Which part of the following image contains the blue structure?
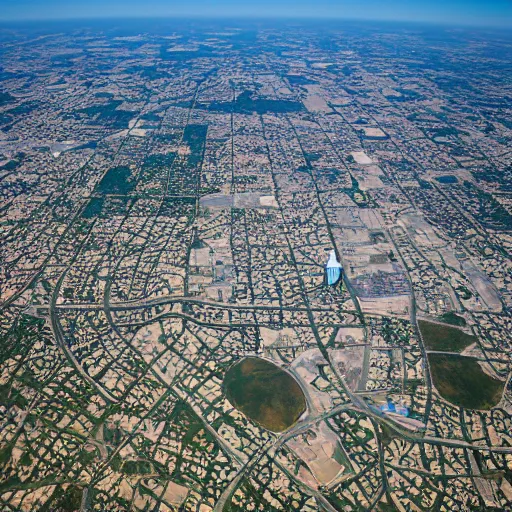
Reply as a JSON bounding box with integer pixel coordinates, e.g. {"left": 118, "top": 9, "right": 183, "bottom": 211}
{"left": 381, "top": 399, "right": 409, "bottom": 417}
{"left": 326, "top": 250, "right": 342, "bottom": 286}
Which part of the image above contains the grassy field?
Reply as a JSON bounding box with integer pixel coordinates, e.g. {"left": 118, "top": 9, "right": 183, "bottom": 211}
{"left": 95, "top": 166, "right": 135, "bottom": 195}
{"left": 428, "top": 354, "right": 503, "bottom": 410}
{"left": 419, "top": 320, "right": 476, "bottom": 352}
{"left": 438, "top": 311, "right": 466, "bottom": 327}
{"left": 224, "top": 357, "right": 306, "bottom": 432}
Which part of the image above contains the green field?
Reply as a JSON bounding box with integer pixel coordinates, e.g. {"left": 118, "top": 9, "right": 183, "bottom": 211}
{"left": 428, "top": 354, "right": 504, "bottom": 410}
{"left": 418, "top": 320, "right": 476, "bottom": 352}
{"left": 224, "top": 357, "right": 306, "bottom": 432}
{"left": 438, "top": 311, "right": 466, "bottom": 327}
{"left": 207, "top": 90, "right": 304, "bottom": 115}
{"left": 95, "top": 166, "right": 136, "bottom": 196}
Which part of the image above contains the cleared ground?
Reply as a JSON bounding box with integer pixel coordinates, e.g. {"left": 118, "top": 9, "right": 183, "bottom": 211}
{"left": 224, "top": 357, "right": 306, "bottom": 432}
{"left": 428, "top": 354, "right": 504, "bottom": 410}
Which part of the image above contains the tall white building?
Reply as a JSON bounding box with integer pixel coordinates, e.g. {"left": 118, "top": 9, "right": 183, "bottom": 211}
{"left": 326, "top": 250, "right": 342, "bottom": 285}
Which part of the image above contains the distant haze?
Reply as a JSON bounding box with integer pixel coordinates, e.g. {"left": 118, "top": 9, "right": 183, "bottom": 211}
{"left": 1, "top": 0, "right": 511, "bottom": 28}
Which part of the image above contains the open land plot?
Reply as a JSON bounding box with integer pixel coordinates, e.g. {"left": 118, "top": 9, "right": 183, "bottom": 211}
{"left": 437, "top": 311, "right": 466, "bottom": 327}
{"left": 419, "top": 320, "right": 476, "bottom": 352}
{"left": 223, "top": 357, "right": 306, "bottom": 432}
{"left": 428, "top": 353, "right": 504, "bottom": 410}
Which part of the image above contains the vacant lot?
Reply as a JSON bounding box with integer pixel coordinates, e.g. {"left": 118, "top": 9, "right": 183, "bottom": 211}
{"left": 419, "top": 320, "right": 476, "bottom": 352}
{"left": 224, "top": 357, "right": 306, "bottom": 432}
{"left": 428, "top": 354, "right": 503, "bottom": 410}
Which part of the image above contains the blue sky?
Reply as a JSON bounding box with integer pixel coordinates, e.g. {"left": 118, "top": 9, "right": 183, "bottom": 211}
{"left": 1, "top": 0, "right": 511, "bottom": 27}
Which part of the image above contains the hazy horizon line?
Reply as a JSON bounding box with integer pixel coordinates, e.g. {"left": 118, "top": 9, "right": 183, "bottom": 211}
{"left": 0, "top": 14, "right": 511, "bottom": 31}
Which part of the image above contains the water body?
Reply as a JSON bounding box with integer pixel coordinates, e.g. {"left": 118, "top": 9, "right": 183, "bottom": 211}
{"left": 435, "top": 175, "right": 458, "bottom": 184}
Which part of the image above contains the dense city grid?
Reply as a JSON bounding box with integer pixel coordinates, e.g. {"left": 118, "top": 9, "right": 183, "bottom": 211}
{"left": 0, "top": 19, "right": 511, "bottom": 511}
